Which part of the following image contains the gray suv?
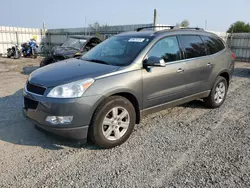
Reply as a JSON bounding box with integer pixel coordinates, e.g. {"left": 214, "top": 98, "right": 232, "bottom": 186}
{"left": 23, "top": 26, "right": 235, "bottom": 148}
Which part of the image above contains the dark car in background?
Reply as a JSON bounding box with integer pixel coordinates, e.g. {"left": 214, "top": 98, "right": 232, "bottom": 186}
{"left": 40, "top": 36, "right": 102, "bottom": 67}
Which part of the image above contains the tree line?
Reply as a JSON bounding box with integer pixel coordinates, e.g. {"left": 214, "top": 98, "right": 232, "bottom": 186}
{"left": 88, "top": 20, "right": 250, "bottom": 33}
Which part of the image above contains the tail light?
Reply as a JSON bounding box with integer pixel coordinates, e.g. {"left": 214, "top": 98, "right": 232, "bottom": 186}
{"left": 232, "top": 53, "right": 236, "bottom": 60}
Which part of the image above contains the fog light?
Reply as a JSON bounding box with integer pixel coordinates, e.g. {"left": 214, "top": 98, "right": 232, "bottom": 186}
{"left": 45, "top": 116, "right": 73, "bottom": 125}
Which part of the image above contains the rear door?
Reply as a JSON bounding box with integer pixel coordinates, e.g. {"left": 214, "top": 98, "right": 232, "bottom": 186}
{"left": 178, "top": 35, "right": 213, "bottom": 94}
{"left": 142, "top": 36, "right": 190, "bottom": 109}
{"left": 200, "top": 35, "right": 228, "bottom": 88}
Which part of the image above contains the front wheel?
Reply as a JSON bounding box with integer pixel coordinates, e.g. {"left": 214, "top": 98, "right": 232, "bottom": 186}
{"left": 7, "top": 50, "right": 12, "bottom": 58}
{"left": 204, "top": 76, "right": 228, "bottom": 108}
{"left": 88, "top": 96, "right": 136, "bottom": 149}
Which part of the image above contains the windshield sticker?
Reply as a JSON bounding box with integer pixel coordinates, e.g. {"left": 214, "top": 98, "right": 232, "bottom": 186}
{"left": 128, "top": 38, "right": 145, "bottom": 42}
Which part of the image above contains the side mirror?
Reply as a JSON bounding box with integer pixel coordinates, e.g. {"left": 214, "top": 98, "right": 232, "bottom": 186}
{"left": 143, "top": 56, "right": 166, "bottom": 67}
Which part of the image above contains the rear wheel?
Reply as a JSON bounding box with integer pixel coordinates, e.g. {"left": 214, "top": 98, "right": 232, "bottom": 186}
{"left": 204, "top": 76, "right": 228, "bottom": 108}
{"left": 88, "top": 96, "right": 136, "bottom": 149}
{"left": 32, "top": 48, "right": 38, "bottom": 58}
{"left": 14, "top": 51, "right": 21, "bottom": 59}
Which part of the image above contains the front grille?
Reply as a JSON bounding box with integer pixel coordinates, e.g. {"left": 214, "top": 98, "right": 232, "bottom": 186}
{"left": 24, "top": 97, "right": 38, "bottom": 110}
{"left": 26, "top": 82, "right": 46, "bottom": 95}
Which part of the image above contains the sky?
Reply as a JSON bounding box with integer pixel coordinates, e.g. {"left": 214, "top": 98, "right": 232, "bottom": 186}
{"left": 0, "top": 0, "right": 250, "bottom": 32}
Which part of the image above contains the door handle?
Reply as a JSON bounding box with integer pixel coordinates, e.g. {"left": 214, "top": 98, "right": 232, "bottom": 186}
{"left": 177, "top": 68, "right": 184, "bottom": 73}
{"left": 207, "top": 62, "right": 212, "bottom": 67}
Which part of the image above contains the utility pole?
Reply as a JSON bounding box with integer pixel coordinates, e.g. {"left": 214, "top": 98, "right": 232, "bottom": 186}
{"left": 42, "top": 21, "right": 46, "bottom": 34}
{"left": 85, "top": 16, "right": 87, "bottom": 35}
{"left": 153, "top": 9, "right": 157, "bottom": 30}
{"left": 205, "top": 20, "right": 207, "bottom": 30}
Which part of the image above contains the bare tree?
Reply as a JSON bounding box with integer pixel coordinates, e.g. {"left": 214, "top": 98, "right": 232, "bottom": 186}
{"left": 89, "top": 22, "right": 110, "bottom": 39}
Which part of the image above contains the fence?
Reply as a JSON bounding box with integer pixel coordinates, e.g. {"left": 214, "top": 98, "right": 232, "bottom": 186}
{"left": 228, "top": 33, "right": 250, "bottom": 61}
{"left": 43, "top": 23, "right": 154, "bottom": 53}
{"left": 1, "top": 24, "right": 249, "bottom": 62}
{"left": 0, "top": 26, "right": 45, "bottom": 55}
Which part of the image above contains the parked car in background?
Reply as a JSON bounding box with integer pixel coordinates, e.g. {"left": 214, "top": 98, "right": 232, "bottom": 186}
{"left": 40, "top": 36, "right": 102, "bottom": 67}
{"left": 23, "top": 26, "right": 235, "bottom": 149}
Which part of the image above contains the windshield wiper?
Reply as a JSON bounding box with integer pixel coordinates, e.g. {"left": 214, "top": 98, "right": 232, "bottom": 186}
{"left": 84, "top": 59, "right": 110, "bottom": 65}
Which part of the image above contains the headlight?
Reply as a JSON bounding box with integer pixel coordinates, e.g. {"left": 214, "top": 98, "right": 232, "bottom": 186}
{"left": 47, "top": 78, "right": 94, "bottom": 98}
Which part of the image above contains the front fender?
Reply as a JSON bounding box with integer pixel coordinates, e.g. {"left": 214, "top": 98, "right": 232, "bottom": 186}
{"left": 84, "top": 70, "right": 143, "bottom": 110}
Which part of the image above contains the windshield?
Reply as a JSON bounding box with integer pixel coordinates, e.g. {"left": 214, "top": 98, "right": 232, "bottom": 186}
{"left": 81, "top": 36, "right": 152, "bottom": 66}
{"left": 61, "top": 38, "right": 87, "bottom": 50}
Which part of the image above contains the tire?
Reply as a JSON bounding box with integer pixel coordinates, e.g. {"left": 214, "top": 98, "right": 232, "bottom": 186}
{"left": 7, "top": 50, "right": 12, "bottom": 58}
{"left": 40, "top": 57, "right": 54, "bottom": 67}
{"left": 14, "top": 51, "right": 21, "bottom": 59}
{"left": 88, "top": 96, "right": 136, "bottom": 149}
{"left": 32, "top": 48, "right": 38, "bottom": 58}
{"left": 22, "top": 51, "right": 27, "bottom": 57}
{"left": 204, "top": 76, "right": 228, "bottom": 108}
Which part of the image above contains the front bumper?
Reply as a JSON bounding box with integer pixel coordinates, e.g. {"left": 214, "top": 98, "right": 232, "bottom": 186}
{"left": 23, "top": 88, "right": 102, "bottom": 140}
{"left": 23, "top": 111, "right": 89, "bottom": 140}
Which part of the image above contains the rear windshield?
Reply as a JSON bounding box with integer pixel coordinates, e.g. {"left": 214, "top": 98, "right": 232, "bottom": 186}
{"left": 81, "top": 36, "right": 152, "bottom": 66}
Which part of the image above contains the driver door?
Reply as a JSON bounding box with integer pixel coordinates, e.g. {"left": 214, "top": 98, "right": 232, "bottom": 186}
{"left": 143, "top": 36, "right": 190, "bottom": 109}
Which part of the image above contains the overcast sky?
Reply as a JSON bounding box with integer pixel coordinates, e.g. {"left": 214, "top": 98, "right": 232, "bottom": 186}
{"left": 1, "top": 0, "right": 249, "bottom": 31}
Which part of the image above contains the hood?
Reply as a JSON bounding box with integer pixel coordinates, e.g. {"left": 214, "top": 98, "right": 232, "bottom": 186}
{"left": 53, "top": 47, "right": 79, "bottom": 57}
{"left": 29, "top": 59, "right": 120, "bottom": 87}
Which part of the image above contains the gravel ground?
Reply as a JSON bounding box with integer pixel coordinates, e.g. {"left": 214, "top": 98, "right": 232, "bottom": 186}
{"left": 0, "top": 57, "right": 250, "bottom": 188}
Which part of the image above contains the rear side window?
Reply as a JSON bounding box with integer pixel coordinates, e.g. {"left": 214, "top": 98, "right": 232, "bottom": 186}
{"left": 200, "top": 36, "right": 225, "bottom": 55}
{"left": 178, "top": 35, "right": 206, "bottom": 59}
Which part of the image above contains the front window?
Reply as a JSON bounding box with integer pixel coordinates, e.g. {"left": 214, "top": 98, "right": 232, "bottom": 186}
{"left": 147, "top": 36, "right": 181, "bottom": 63}
{"left": 61, "top": 38, "right": 87, "bottom": 50}
{"left": 81, "top": 36, "right": 152, "bottom": 66}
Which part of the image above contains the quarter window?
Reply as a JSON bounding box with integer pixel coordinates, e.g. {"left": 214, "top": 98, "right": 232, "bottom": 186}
{"left": 178, "top": 35, "right": 206, "bottom": 59}
{"left": 148, "top": 36, "right": 180, "bottom": 63}
{"left": 200, "top": 35, "right": 225, "bottom": 54}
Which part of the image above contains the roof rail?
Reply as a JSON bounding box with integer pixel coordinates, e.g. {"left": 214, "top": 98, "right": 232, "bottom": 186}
{"left": 179, "top": 27, "right": 204, "bottom": 31}
{"left": 136, "top": 25, "right": 175, "bottom": 32}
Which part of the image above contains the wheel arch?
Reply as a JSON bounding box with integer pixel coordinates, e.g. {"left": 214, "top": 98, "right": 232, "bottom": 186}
{"left": 219, "top": 71, "right": 230, "bottom": 86}
{"left": 211, "top": 69, "right": 230, "bottom": 89}
{"left": 91, "top": 90, "right": 141, "bottom": 125}
{"left": 110, "top": 92, "right": 141, "bottom": 124}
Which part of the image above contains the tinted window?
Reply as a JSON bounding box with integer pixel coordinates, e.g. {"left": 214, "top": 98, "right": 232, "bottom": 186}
{"left": 200, "top": 36, "right": 225, "bottom": 54}
{"left": 179, "top": 35, "right": 206, "bottom": 59}
{"left": 148, "top": 36, "right": 180, "bottom": 63}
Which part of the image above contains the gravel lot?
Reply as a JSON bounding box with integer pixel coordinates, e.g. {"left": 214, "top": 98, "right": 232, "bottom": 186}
{"left": 0, "top": 57, "right": 250, "bottom": 188}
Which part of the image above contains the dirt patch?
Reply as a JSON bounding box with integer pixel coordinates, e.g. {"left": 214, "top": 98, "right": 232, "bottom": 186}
{"left": 0, "top": 57, "right": 42, "bottom": 73}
